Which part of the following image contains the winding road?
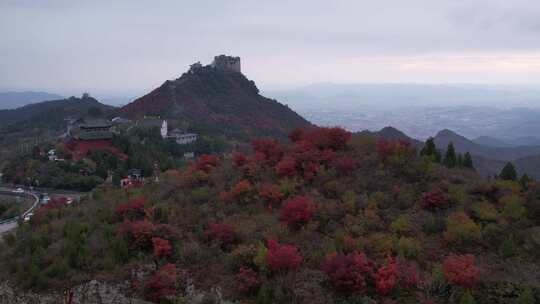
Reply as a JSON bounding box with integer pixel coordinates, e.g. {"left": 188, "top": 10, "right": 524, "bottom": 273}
{"left": 0, "top": 188, "right": 41, "bottom": 234}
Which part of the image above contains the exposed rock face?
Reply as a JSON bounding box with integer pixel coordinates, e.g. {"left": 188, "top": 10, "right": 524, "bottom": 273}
{"left": 0, "top": 280, "right": 150, "bottom": 304}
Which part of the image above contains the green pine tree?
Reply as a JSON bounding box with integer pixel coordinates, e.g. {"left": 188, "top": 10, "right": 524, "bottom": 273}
{"left": 519, "top": 174, "right": 531, "bottom": 191}
{"left": 421, "top": 138, "right": 437, "bottom": 156}
{"left": 443, "top": 142, "right": 457, "bottom": 168}
{"left": 463, "top": 152, "right": 474, "bottom": 170}
{"left": 420, "top": 137, "right": 441, "bottom": 163}
{"left": 457, "top": 154, "right": 464, "bottom": 167}
{"left": 500, "top": 162, "right": 517, "bottom": 181}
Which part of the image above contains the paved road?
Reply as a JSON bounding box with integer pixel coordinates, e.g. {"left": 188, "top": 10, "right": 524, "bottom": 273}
{"left": 0, "top": 185, "right": 86, "bottom": 235}
{"left": 0, "top": 188, "right": 41, "bottom": 235}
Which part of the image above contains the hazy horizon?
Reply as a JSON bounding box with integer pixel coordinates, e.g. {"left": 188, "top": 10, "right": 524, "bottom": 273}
{"left": 2, "top": 0, "right": 540, "bottom": 98}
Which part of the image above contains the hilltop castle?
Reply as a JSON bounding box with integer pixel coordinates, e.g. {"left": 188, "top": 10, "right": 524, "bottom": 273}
{"left": 211, "top": 55, "right": 241, "bottom": 73}
{"left": 189, "top": 55, "right": 241, "bottom": 74}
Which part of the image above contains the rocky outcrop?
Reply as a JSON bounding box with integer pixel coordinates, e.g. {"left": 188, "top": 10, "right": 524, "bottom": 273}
{"left": 0, "top": 280, "right": 151, "bottom": 304}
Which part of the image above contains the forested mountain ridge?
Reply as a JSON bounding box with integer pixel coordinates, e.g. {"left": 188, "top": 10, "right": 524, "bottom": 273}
{"left": 0, "top": 95, "right": 116, "bottom": 132}
{"left": 0, "top": 91, "right": 63, "bottom": 110}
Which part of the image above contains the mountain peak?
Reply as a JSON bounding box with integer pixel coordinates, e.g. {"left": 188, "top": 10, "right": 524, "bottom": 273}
{"left": 435, "top": 129, "right": 467, "bottom": 139}
{"left": 120, "top": 56, "right": 310, "bottom": 139}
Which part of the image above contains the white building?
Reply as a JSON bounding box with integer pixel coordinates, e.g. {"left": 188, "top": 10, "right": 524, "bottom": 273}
{"left": 168, "top": 129, "right": 198, "bottom": 145}
{"left": 175, "top": 133, "right": 197, "bottom": 145}
{"left": 160, "top": 120, "right": 168, "bottom": 138}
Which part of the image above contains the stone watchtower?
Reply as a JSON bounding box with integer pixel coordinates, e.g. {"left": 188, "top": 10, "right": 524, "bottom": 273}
{"left": 211, "top": 55, "right": 241, "bottom": 73}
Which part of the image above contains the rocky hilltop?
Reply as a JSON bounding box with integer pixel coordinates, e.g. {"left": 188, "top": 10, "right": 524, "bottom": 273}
{"left": 121, "top": 56, "right": 311, "bottom": 140}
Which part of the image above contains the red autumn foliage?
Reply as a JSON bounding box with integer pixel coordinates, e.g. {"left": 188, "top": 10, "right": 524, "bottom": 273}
{"left": 230, "top": 179, "right": 252, "bottom": 197}
{"left": 290, "top": 140, "right": 320, "bottom": 164}
{"left": 305, "top": 127, "right": 352, "bottom": 151}
{"left": 259, "top": 183, "right": 284, "bottom": 205}
{"left": 276, "top": 156, "right": 297, "bottom": 177}
{"left": 375, "top": 258, "right": 399, "bottom": 295}
{"left": 322, "top": 251, "right": 374, "bottom": 294}
{"left": 422, "top": 188, "right": 449, "bottom": 209}
{"left": 152, "top": 237, "right": 172, "bottom": 259}
{"left": 376, "top": 139, "right": 412, "bottom": 161}
{"left": 195, "top": 154, "right": 219, "bottom": 173}
{"left": 320, "top": 148, "right": 336, "bottom": 162}
{"left": 289, "top": 128, "right": 305, "bottom": 143}
{"left": 205, "top": 223, "right": 236, "bottom": 246}
{"left": 42, "top": 197, "right": 69, "bottom": 210}
{"left": 144, "top": 263, "right": 178, "bottom": 302}
{"left": 266, "top": 239, "right": 303, "bottom": 272}
{"left": 65, "top": 139, "right": 127, "bottom": 161}
{"left": 302, "top": 161, "right": 320, "bottom": 181}
{"left": 279, "top": 196, "right": 316, "bottom": 228}
{"left": 117, "top": 220, "right": 156, "bottom": 249}
{"left": 232, "top": 152, "right": 248, "bottom": 167}
{"left": 443, "top": 254, "right": 480, "bottom": 288}
{"left": 115, "top": 197, "right": 146, "bottom": 218}
{"left": 332, "top": 155, "right": 359, "bottom": 175}
{"left": 375, "top": 257, "right": 419, "bottom": 295}
{"left": 236, "top": 267, "right": 261, "bottom": 294}
{"left": 399, "top": 262, "right": 419, "bottom": 289}
{"left": 251, "top": 138, "right": 284, "bottom": 164}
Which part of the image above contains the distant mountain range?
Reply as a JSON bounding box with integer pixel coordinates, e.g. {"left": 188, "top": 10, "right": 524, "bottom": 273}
{"left": 0, "top": 91, "right": 63, "bottom": 110}
{"left": 432, "top": 129, "right": 540, "bottom": 179}
{"left": 361, "top": 126, "right": 540, "bottom": 179}
{"left": 121, "top": 64, "right": 310, "bottom": 139}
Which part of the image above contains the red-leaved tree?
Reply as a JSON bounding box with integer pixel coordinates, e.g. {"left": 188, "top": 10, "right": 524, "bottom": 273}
{"left": 259, "top": 183, "right": 284, "bottom": 207}
{"left": 230, "top": 179, "right": 252, "bottom": 198}
{"left": 117, "top": 220, "right": 156, "bottom": 250}
{"left": 279, "top": 196, "right": 316, "bottom": 228}
{"left": 276, "top": 156, "right": 297, "bottom": 178}
{"left": 443, "top": 254, "right": 480, "bottom": 288}
{"left": 115, "top": 197, "right": 146, "bottom": 219}
{"left": 266, "top": 239, "right": 303, "bottom": 272}
{"left": 251, "top": 138, "right": 284, "bottom": 165}
{"left": 322, "top": 251, "right": 374, "bottom": 294}
{"left": 332, "top": 156, "right": 359, "bottom": 176}
{"left": 195, "top": 154, "right": 219, "bottom": 173}
{"left": 144, "top": 263, "right": 178, "bottom": 302}
{"left": 232, "top": 152, "right": 248, "bottom": 167}
{"left": 375, "top": 258, "right": 399, "bottom": 295}
{"left": 376, "top": 139, "right": 412, "bottom": 161}
{"left": 305, "top": 127, "right": 352, "bottom": 151}
{"left": 422, "top": 187, "right": 449, "bottom": 209}
{"left": 205, "top": 223, "right": 236, "bottom": 246}
{"left": 236, "top": 267, "right": 261, "bottom": 294}
{"left": 152, "top": 237, "right": 172, "bottom": 259}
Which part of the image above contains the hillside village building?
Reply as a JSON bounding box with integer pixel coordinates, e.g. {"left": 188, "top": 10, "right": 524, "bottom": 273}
{"left": 167, "top": 129, "right": 198, "bottom": 145}
{"left": 70, "top": 118, "right": 113, "bottom": 141}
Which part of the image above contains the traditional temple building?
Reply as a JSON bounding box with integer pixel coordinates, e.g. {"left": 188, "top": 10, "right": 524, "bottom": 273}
{"left": 76, "top": 119, "right": 113, "bottom": 140}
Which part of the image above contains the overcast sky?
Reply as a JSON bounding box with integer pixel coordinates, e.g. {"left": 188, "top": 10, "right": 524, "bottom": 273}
{"left": 1, "top": 0, "right": 540, "bottom": 97}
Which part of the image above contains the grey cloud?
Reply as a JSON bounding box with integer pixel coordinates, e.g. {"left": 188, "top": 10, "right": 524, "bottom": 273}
{"left": 1, "top": 0, "right": 540, "bottom": 96}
